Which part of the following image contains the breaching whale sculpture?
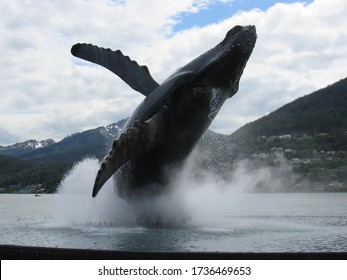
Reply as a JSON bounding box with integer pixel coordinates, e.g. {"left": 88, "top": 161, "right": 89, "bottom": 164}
{"left": 71, "top": 25, "right": 257, "bottom": 199}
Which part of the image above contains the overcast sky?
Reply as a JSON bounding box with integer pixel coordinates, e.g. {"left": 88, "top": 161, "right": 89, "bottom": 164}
{"left": 1, "top": 0, "right": 346, "bottom": 145}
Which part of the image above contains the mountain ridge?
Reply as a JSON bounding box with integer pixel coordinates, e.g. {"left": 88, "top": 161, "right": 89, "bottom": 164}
{"left": 2, "top": 78, "right": 346, "bottom": 161}
{"left": 0, "top": 139, "right": 56, "bottom": 157}
{"left": 0, "top": 119, "right": 127, "bottom": 163}
{"left": 1, "top": 77, "right": 347, "bottom": 193}
{"left": 232, "top": 77, "right": 347, "bottom": 139}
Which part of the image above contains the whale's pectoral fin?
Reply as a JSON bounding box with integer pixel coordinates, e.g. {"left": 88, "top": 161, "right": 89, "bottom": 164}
{"left": 92, "top": 105, "right": 170, "bottom": 197}
{"left": 71, "top": 43, "right": 159, "bottom": 96}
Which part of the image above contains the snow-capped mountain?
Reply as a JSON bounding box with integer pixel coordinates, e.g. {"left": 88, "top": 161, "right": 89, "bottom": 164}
{"left": 106, "top": 118, "right": 128, "bottom": 137}
{"left": 0, "top": 119, "right": 128, "bottom": 162}
{"left": 0, "top": 139, "right": 56, "bottom": 157}
{"left": 25, "top": 139, "right": 56, "bottom": 149}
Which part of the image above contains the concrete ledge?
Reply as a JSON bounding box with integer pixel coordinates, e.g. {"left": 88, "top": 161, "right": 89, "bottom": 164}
{"left": 1, "top": 245, "right": 346, "bottom": 260}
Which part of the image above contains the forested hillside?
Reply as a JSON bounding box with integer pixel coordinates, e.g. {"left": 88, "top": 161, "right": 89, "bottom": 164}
{"left": 198, "top": 78, "right": 347, "bottom": 191}
{"left": 233, "top": 77, "right": 347, "bottom": 140}
{"left": 0, "top": 155, "right": 72, "bottom": 193}
{"left": 0, "top": 120, "right": 125, "bottom": 193}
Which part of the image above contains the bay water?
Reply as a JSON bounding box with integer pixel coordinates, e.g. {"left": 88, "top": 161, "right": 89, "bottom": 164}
{"left": 0, "top": 159, "right": 346, "bottom": 252}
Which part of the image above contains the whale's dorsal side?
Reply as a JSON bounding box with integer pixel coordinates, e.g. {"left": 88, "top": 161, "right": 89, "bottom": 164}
{"left": 71, "top": 43, "right": 159, "bottom": 96}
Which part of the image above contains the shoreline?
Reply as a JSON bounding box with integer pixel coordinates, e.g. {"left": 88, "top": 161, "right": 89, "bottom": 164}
{"left": 1, "top": 244, "right": 346, "bottom": 260}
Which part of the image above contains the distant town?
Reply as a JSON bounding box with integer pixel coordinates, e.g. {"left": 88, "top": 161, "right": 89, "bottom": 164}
{"left": 0, "top": 184, "right": 47, "bottom": 194}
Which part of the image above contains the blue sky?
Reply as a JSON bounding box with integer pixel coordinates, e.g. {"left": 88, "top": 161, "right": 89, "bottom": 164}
{"left": 174, "top": 0, "right": 313, "bottom": 32}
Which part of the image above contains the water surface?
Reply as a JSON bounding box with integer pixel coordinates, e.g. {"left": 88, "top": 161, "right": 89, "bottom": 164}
{"left": 1, "top": 192, "right": 346, "bottom": 252}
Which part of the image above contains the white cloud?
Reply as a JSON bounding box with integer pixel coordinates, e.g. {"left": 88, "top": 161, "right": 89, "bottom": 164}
{"left": 0, "top": 0, "right": 346, "bottom": 145}
{"left": 211, "top": 0, "right": 347, "bottom": 133}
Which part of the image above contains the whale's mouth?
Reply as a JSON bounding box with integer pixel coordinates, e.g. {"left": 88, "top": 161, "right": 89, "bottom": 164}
{"left": 220, "top": 26, "right": 257, "bottom": 95}
{"left": 224, "top": 25, "right": 257, "bottom": 49}
{"left": 193, "top": 25, "right": 257, "bottom": 94}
